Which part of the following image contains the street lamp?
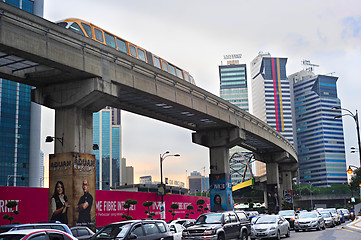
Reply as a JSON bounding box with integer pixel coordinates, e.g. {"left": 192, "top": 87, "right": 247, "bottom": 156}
{"left": 332, "top": 106, "right": 361, "bottom": 165}
{"left": 7, "top": 175, "right": 24, "bottom": 186}
{"left": 309, "top": 181, "right": 314, "bottom": 210}
{"left": 346, "top": 165, "right": 359, "bottom": 175}
{"left": 159, "top": 151, "right": 180, "bottom": 218}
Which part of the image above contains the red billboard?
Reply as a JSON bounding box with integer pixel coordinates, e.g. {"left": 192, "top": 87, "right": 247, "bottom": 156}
{"left": 0, "top": 186, "right": 209, "bottom": 227}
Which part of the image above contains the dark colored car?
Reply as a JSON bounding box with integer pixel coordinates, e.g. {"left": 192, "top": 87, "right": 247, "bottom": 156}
{"left": 71, "top": 226, "right": 95, "bottom": 240}
{"left": 234, "top": 210, "right": 252, "bottom": 237}
{"left": 90, "top": 220, "right": 173, "bottom": 240}
{"left": 182, "top": 211, "right": 250, "bottom": 240}
{"left": 278, "top": 210, "right": 296, "bottom": 228}
{"left": 0, "top": 229, "right": 78, "bottom": 240}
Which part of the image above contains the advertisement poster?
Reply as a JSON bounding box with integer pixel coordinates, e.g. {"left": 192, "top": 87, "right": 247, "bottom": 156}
{"left": 0, "top": 186, "right": 209, "bottom": 226}
{"left": 49, "top": 152, "right": 96, "bottom": 229}
{"left": 209, "top": 173, "right": 233, "bottom": 212}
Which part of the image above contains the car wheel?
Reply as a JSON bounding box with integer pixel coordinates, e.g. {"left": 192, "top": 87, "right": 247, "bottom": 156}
{"left": 239, "top": 231, "right": 247, "bottom": 240}
{"left": 286, "top": 228, "right": 290, "bottom": 238}
{"left": 217, "top": 234, "right": 225, "bottom": 240}
{"left": 295, "top": 229, "right": 299, "bottom": 232}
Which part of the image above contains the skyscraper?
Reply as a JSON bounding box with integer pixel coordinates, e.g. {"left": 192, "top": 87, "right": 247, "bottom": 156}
{"left": 93, "top": 108, "right": 122, "bottom": 190}
{"left": 289, "top": 70, "right": 347, "bottom": 186}
{"left": 250, "top": 52, "right": 294, "bottom": 175}
{"left": 0, "top": 0, "right": 43, "bottom": 187}
{"left": 219, "top": 55, "right": 253, "bottom": 183}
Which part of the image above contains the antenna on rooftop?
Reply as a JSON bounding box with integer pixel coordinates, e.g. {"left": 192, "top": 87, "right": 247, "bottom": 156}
{"left": 302, "top": 60, "right": 319, "bottom": 72}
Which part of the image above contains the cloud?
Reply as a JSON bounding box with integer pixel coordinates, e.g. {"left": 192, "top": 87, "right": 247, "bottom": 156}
{"left": 342, "top": 16, "right": 361, "bottom": 39}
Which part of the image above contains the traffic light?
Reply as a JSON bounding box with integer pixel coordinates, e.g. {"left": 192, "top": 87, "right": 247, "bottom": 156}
{"left": 351, "top": 197, "right": 356, "bottom": 203}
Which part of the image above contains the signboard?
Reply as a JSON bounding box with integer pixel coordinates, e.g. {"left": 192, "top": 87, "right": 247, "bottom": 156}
{"left": 223, "top": 54, "right": 242, "bottom": 59}
{"left": 49, "top": 153, "right": 96, "bottom": 228}
{"left": 0, "top": 186, "right": 209, "bottom": 227}
{"left": 209, "top": 173, "right": 233, "bottom": 212}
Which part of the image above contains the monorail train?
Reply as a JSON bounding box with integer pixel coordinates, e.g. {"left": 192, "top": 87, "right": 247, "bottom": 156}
{"left": 56, "top": 18, "right": 195, "bottom": 84}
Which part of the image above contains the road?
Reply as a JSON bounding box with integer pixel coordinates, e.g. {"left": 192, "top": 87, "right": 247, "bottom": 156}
{"left": 286, "top": 222, "right": 360, "bottom": 240}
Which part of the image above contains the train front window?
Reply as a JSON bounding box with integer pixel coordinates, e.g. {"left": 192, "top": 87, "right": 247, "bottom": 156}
{"left": 56, "top": 22, "right": 67, "bottom": 28}
{"left": 129, "top": 45, "right": 137, "bottom": 57}
{"left": 183, "top": 72, "right": 190, "bottom": 82}
{"left": 81, "top": 23, "right": 92, "bottom": 38}
{"left": 116, "top": 38, "right": 127, "bottom": 53}
{"left": 176, "top": 68, "right": 183, "bottom": 79}
{"left": 153, "top": 57, "right": 161, "bottom": 69}
{"left": 168, "top": 65, "right": 176, "bottom": 76}
{"left": 104, "top": 32, "right": 116, "bottom": 48}
{"left": 161, "top": 61, "right": 169, "bottom": 72}
{"left": 94, "top": 28, "right": 104, "bottom": 42}
{"left": 69, "top": 23, "right": 85, "bottom": 36}
{"left": 138, "top": 49, "right": 146, "bottom": 62}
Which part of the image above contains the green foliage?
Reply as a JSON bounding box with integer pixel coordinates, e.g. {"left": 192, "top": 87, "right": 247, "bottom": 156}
{"left": 169, "top": 203, "right": 179, "bottom": 220}
{"left": 143, "top": 201, "right": 154, "bottom": 219}
{"left": 350, "top": 168, "right": 361, "bottom": 192}
{"left": 3, "top": 201, "right": 19, "bottom": 224}
{"left": 196, "top": 199, "right": 205, "bottom": 205}
{"left": 123, "top": 199, "right": 138, "bottom": 219}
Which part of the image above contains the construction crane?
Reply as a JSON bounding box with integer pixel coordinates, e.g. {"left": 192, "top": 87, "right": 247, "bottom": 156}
{"left": 302, "top": 60, "right": 319, "bottom": 72}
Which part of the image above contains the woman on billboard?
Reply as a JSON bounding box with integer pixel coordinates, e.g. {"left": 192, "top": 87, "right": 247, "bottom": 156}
{"left": 50, "top": 181, "right": 70, "bottom": 223}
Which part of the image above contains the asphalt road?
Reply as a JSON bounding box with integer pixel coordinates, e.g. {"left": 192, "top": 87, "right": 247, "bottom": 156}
{"left": 284, "top": 222, "right": 360, "bottom": 240}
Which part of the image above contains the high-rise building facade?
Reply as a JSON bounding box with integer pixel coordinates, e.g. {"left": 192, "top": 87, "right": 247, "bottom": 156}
{"left": 93, "top": 108, "right": 122, "bottom": 190}
{"left": 219, "top": 57, "right": 253, "bottom": 183}
{"left": 250, "top": 52, "right": 294, "bottom": 175}
{"left": 0, "top": 0, "right": 43, "bottom": 187}
{"left": 289, "top": 70, "right": 347, "bottom": 186}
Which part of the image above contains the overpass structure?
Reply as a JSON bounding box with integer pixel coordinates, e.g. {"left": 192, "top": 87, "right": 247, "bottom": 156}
{"left": 0, "top": 3, "right": 298, "bottom": 207}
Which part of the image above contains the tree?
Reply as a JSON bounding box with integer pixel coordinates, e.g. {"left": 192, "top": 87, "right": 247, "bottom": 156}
{"left": 2, "top": 201, "right": 20, "bottom": 224}
{"left": 143, "top": 201, "right": 155, "bottom": 219}
{"left": 122, "top": 199, "right": 138, "bottom": 220}
{"left": 196, "top": 199, "right": 209, "bottom": 213}
{"left": 350, "top": 168, "right": 361, "bottom": 194}
{"left": 169, "top": 203, "right": 179, "bottom": 220}
{"left": 185, "top": 205, "right": 194, "bottom": 219}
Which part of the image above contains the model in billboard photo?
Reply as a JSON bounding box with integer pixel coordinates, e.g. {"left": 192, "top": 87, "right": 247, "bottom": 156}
{"left": 77, "top": 179, "right": 93, "bottom": 224}
{"left": 213, "top": 194, "right": 224, "bottom": 212}
{"left": 50, "top": 181, "right": 70, "bottom": 223}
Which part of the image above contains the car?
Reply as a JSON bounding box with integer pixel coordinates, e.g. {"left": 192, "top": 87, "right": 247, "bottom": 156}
{"left": 250, "top": 215, "right": 290, "bottom": 240}
{"left": 234, "top": 210, "right": 252, "bottom": 237}
{"left": 320, "top": 208, "right": 341, "bottom": 225}
{"left": 320, "top": 212, "right": 335, "bottom": 227}
{"left": 0, "top": 225, "right": 19, "bottom": 233}
{"left": 245, "top": 211, "right": 259, "bottom": 221}
{"left": 168, "top": 223, "right": 184, "bottom": 240}
{"left": 339, "top": 209, "right": 350, "bottom": 221}
{"left": 0, "top": 229, "right": 78, "bottom": 240}
{"left": 90, "top": 219, "right": 173, "bottom": 240}
{"left": 70, "top": 226, "right": 95, "bottom": 240}
{"left": 8, "top": 223, "right": 73, "bottom": 236}
{"left": 182, "top": 211, "right": 249, "bottom": 240}
{"left": 278, "top": 210, "right": 296, "bottom": 229}
{"left": 294, "top": 211, "right": 325, "bottom": 231}
{"left": 169, "top": 219, "right": 196, "bottom": 227}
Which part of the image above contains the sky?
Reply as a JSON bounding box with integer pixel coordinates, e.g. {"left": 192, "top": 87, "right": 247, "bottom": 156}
{"left": 41, "top": 0, "right": 361, "bottom": 185}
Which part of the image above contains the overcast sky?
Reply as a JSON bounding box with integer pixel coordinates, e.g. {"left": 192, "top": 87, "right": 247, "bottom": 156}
{"left": 41, "top": 0, "right": 361, "bottom": 184}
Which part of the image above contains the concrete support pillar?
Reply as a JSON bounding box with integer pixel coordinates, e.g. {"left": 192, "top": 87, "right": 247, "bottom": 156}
{"left": 55, "top": 107, "right": 93, "bottom": 154}
{"left": 210, "top": 147, "right": 230, "bottom": 175}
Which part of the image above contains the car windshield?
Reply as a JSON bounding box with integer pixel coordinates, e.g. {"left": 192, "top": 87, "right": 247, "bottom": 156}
{"left": 0, "top": 234, "right": 26, "bottom": 240}
{"left": 255, "top": 216, "right": 277, "bottom": 224}
{"left": 94, "top": 223, "right": 131, "bottom": 239}
{"left": 321, "top": 213, "right": 331, "bottom": 218}
{"left": 196, "top": 214, "right": 222, "bottom": 224}
{"left": 299, "top": 212, "right": 317, "bottom": 219}
{"left": 326, "top": 209, "right": 336, "bottom": 214}
{"left": 279, "top": 210, "right": 294, "bottom": 216}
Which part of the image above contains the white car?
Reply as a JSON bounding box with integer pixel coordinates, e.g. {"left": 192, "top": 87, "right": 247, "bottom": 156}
{"left": 250, "top": 215, "right": 290, "bottom": 240}
{"left": 168, "top": 223, "right": 185, "bottom": 240}
{"left": 0, "top": 229, "right": 78, "bottom": 240}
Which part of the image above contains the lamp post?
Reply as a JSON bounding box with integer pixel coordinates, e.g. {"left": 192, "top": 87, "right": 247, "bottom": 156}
{"left": 160, "top": 151, "right": 180, "bottom": 219}
{"left": 309, "top": 181, "right": 314, "bottom": 210}
{"left": 7, "top": 175, "right": 24, "bottom": 186}
{"left": 332, "top": 106, "right": 361, "bottom": 165}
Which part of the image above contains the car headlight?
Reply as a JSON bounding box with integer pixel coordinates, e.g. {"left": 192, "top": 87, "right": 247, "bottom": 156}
{"left": 312, "top": 220, "right": 318, "bottom": 224}
{"left": 270, "top": 227, "right": 276, "bottom": 230}
{"left": 203, "top": 229, "right": 216, "bottom": 235}
{"left": 182, "top": 231, "right": 189, "bottom": 236}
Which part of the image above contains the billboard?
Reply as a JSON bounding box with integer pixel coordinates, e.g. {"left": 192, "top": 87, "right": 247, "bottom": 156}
{"left": 49, "top": 153, "right": 96, "bottom": 228}
{"left": 209, "top": 173, "right": 233, "bottom": 212}
{"left": 0, "top": 187, "right": 209, "bottom": 227}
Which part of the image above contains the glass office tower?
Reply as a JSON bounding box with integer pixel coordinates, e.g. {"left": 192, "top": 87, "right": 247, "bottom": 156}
{"left": 250, "top": 52, "right": 294, "bottom": 175}
{"left": 289, "top": 70, "right": 347, "bottom": 186}
{"left": 0, "top": 0, "right": 43, "bottom": 187}
{"left": 219, "top": 58, "right": 253, "bottom": 183}
{"left": 93, "top": 108, "right": 122, "bottom": 190}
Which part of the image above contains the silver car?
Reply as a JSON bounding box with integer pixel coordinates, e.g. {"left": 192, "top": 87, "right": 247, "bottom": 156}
{"left": 250, "top": 215, "right": 290, "bottom": 240}
{"left": 320, "top": 212, "right": 335, "bottom": 228}
{"left": 294, "top": 211, "right": 325, "bottom": 231}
